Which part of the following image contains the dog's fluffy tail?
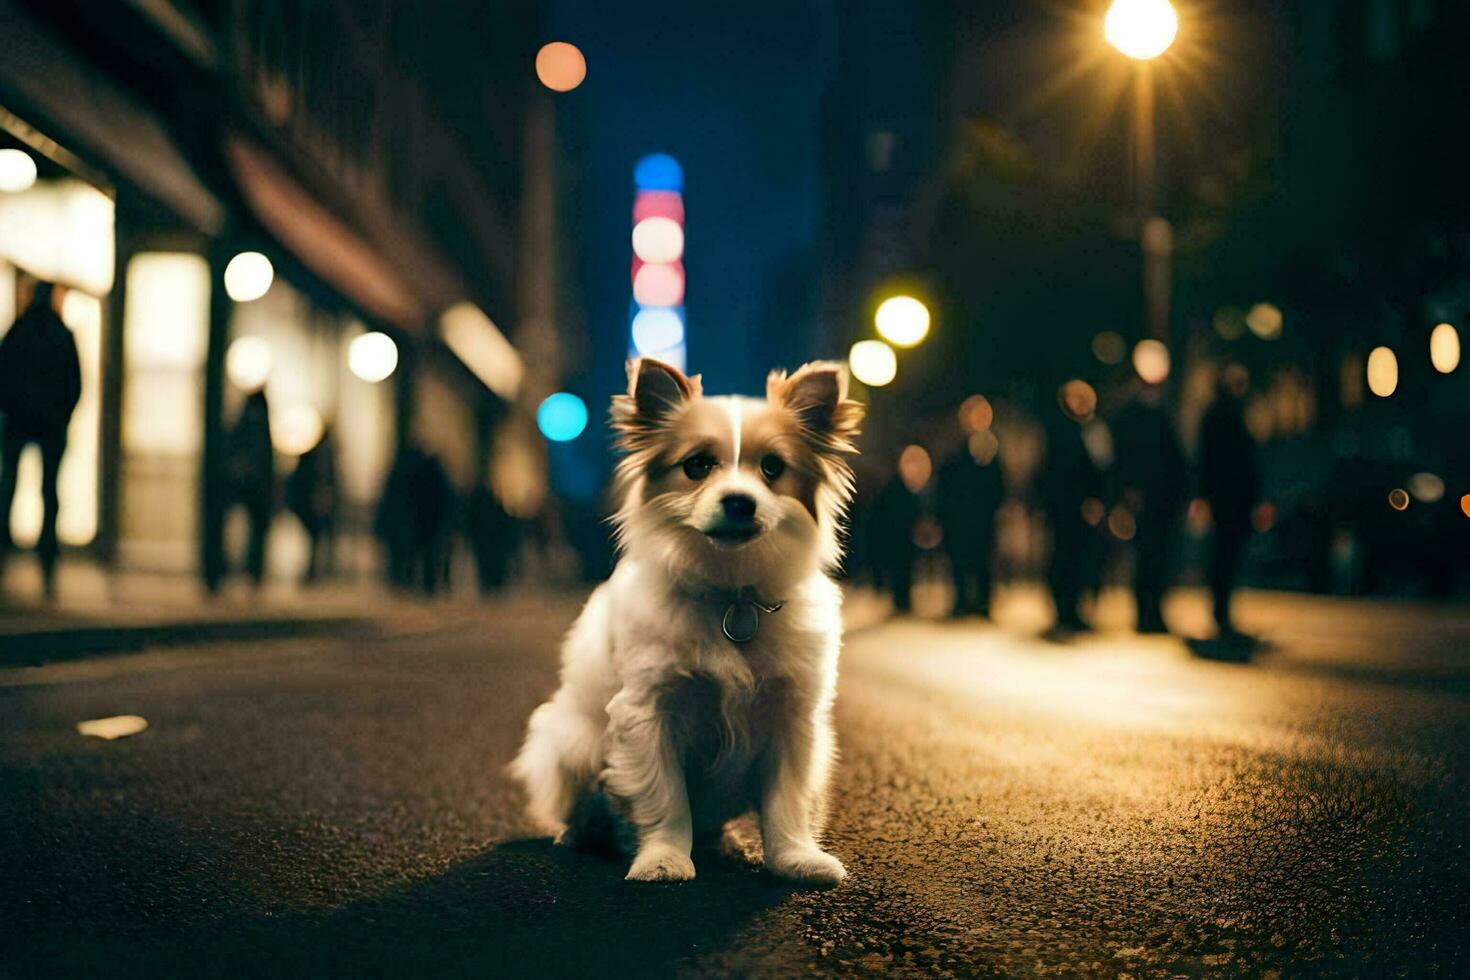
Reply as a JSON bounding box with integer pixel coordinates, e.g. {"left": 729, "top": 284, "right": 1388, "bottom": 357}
{"left": 509, "top": 692, "right": 605, "bottom": 835}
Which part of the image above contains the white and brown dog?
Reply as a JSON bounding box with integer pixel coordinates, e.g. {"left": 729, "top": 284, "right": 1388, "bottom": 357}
{"left": 510, "top": 357, "right": 863, "bottom": 885}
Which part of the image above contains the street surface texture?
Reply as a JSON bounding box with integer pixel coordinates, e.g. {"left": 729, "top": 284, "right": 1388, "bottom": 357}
{"left": 2, "top": 588, "right": 1466, "bottom": 977}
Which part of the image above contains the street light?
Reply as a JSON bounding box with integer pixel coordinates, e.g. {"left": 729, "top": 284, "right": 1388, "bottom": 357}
{"left": 1104, "top": 0, "right": 1178, "bottom": 61}
{"left": 1105, "top": 0, "right": 1177, "bottom": 347}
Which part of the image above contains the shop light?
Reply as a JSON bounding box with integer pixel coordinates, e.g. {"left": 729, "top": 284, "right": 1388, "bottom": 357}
{"left": 439, "top": 302, "right": 523, "bottom": 399}
{"left": 348, "top": 331, "right": 398, "bottom": 383}
{"left": 633, "top": 262, "right": 685, "bottom": 307}
{"left": 225, "top": 335, "right": 272, "bottom": 391}
{"left": 273, "top": 404, "right": 324, "bottom": 456}
{"left": 0, "top": 148, "right": 37, "bottom": 193}
{"left": 633, "top": 190, "right": 685, "bottom": 225}
{"left": 538, "top": 392, "right": 588, "bottom": 442}
{"left": 849, "top": 339, "right": 897, "bottom": 387}
{"left": 224, "top": 251, "right": 274, "bottom": 302}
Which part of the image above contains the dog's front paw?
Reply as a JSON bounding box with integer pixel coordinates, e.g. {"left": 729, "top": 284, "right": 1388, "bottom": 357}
{"left": 767, "top": 846, "right": 847, "bottom": 888}
{"left": 626, "top": 844, "right": 696, "bottom": 882}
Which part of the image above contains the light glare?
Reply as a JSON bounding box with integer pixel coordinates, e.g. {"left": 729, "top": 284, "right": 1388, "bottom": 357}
{"left": 633, "top": 263, "right": 685, "bottom": 307}
{"left": 631, "top": 307, "right": 685, "bottom": 355}
{"left": 224, "top": 251, "right": 274, "bottom": 302}
{"left": 849, "top": 339, "right": 897, "bottom": 387}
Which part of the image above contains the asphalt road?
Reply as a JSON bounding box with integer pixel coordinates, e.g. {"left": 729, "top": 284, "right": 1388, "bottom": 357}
{"left": 2, "top": 589, "right": 1467, "bottom": 977}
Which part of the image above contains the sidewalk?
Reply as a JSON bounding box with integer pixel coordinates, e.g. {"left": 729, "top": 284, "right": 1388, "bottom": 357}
{"left": 0, "top": 559, "right": 390, "bottom": 664}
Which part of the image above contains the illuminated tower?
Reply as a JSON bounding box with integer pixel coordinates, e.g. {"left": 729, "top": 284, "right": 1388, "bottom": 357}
{"left": 629, "top": 153, "right": 686, "bottom": 370}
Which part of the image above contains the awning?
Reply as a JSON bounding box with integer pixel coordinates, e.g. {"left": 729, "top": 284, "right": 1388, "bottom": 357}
{"left": 0, "top": 0, "right": 223, "bottom": 234}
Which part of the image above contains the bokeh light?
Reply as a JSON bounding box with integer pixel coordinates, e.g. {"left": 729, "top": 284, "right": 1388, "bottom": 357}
{"left": 1461, "top": 494, "right": 1470, "bottom": 519}
{"left": 1388, "top": 488, "right": 1410, "bottom": 512}
{"left": 958, "top": 394, "right": 994, "bottom": 433}
{"left": 874, "top": 295, "right": 930, "bottom": 348}
{"left": 348, "top": 331, "right": 398, "bottom": 383}
{"left": 968, "top": 429, "right": 999, "bottom": 465}
{"left": 224, "top": 251, "right": 274, "bottom": 302}
{"left": 273, "top": 404, "right": 324, "bottom": 456}
{"left": 1366, "top": 346, "right": 1398, "bottom": 397}
{"left": 848, "top": 339, "right": 897, "bottom": 387}
{"left": 898, "top": 444, "right": 932, "bottom": 493}
{"left": 0, "top": 148, "right": 38, "bottom": 193}
{"left": 1104, "top": 0, "right": 1178, "bottom": 60}
{"left": 225, "top": 335, "right": 272, "bottom": 391}
{"left": 1132, "top": 339, "right": 1170, "bottom": 384}
{"left": 633, "top": 190, "right": 684, "bottom": 225}
{"left": 634, "top": 153, "right": 683, "bottom": 192}
{"left": 535, "top": 42, "right": 586, "bottom": 92}
{"left": 631, "top": 306, "right": 685, "bottom": 355}
{"left": 1091, "top": 331, "right": 1126, "bottom": 364}
{"left": 633, "top": 262, "right": 685, "bottom": 307}
{"left": 1059, "top": 379, "right": 1098, "bottom": 422}
{"left": 1246, "top": 302, "right": 1283, "bottom": 340}
{"left": 632, "top": 217, "right": 684, "bottom": 263}
{"left": 537, "top": 392, "right": 588, "bottom": 442}
{"left": 1107, "top": 506, "right": 1137, "bottom": 541}
{"left": 1430, "top": 322, "right": 1460, "bottom": 374}
{"left": 1408, "top": 472, "right": 1445, "bottom": 503}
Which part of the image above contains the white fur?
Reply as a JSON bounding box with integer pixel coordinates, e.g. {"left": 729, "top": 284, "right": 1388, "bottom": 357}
{"left": 510, "top": 365, "right": 855, "bottom": 887}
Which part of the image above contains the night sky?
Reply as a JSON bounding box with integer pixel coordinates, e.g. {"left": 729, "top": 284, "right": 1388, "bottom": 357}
{"left": 550, "top": 0, "right": 835, "bottom": 409}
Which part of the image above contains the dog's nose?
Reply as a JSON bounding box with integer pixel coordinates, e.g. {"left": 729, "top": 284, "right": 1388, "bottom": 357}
{"left": 721, "top": 494, "right": 757, "bottom": 524}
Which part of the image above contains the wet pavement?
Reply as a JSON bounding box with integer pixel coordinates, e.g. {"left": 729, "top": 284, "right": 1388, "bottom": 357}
{"left": 2, "top": 589, "right": 1466, "bottom": 976}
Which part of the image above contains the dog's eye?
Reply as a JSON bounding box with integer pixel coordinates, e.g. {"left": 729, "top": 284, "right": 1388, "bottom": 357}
{"left": 760, "top": 454, "right": 786, "bottom": 481}
{"left": 682, "top": 453, "right": 716, "bottom": 481}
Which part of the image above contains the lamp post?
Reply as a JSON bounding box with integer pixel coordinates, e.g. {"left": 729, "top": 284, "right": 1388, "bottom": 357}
{"left": 1105, "top": 0, "right": 1178, "bottom": 345}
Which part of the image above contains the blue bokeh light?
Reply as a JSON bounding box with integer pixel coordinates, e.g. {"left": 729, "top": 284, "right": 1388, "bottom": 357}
{"left": 634, "top": 153, "right": 683, "bottom": 191}
{"left": 537, "top": 392, "right": 589, "bottom": 442}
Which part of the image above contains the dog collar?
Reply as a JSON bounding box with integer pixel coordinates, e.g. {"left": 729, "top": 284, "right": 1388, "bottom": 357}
{"left": 682, "top": 584, "right": 785, "bottom": 643}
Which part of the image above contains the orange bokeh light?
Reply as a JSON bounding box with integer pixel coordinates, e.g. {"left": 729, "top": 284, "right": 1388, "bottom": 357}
{"left": 535, "top": 42, "right": 586, "bottom": 92}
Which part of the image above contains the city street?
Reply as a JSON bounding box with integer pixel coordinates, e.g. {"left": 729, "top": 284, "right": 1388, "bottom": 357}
{"left": 3, "top": 588, "right": 1466, "bottom": 976}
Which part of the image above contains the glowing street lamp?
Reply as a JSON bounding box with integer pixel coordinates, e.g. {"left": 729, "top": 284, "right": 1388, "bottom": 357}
{"left": 849, "top": 340, "right": 897, "bottom": 388}
{"left": 1104, "top": 0, "right": 1178, "bottom": 61}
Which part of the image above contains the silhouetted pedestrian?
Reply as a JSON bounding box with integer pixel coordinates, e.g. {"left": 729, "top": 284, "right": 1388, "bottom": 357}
{"left": 1198, "top": 370, "right": 1260, "bottom": 635}
{"left": 0, "top": 282, "right": 82, "bottom": 597}
{"left": 1041, "top": 416, "right": 1102, "bottom": 631}
{"left": 1114, "top": 388, "right": 1187, "bottom": 634}
{"left": 376, "top": 444, "right": 456, "bottom": 595}
{"left": 870, "top": 470, "right": 920, "bottom": 612}
{"left": 937, "top": 440, "right": 1003, "bottom": 618}
{"left": 226, "top": 389, "right": 276, "bottom": 585}
{"left": 286, "top": 428, "right": 338, "bottom": 583}
{"left": 467, "top": 483, "right": 520, "bottom": 593}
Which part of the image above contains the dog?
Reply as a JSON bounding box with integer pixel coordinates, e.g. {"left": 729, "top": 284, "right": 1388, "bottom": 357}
{"left": 510, "top": 357, "right": 863, "bottom": 885}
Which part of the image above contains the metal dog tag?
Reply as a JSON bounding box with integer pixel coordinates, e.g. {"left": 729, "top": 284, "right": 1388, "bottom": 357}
{"left": 722, "top": 601, "right": 761, "bottom": 643}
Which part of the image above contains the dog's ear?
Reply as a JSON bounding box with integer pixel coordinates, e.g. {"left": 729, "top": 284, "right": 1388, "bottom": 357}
{"left": 767, "top": 361, "right": 864, "bottom": 454}
{"left": 611, "top": 357, "right": 701, "bottom": 446}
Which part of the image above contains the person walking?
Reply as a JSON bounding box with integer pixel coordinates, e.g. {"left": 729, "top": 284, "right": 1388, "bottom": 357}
{"left": 286, "top": 427, "right": 338, "bottom": 583}
{"left": 1041, "top": 414, "right": 1103, "bottom": 632}
{"left": 226, "top": 389, "right": 276, "bottom": 585}
{"left": 1198, "top": 368, "right": 1260, "bottom": 636}
{"left": 1113, "top": 387, "right": 1187, "bottom": 634}
{"left": 870, "top": 467, "right": 920, "bottom": 613}
{"left": 0, "top": 281, "right": 82, "bottom": 597}
{"left": 936, "top": 438, "right": 1003, "bottom": 618}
